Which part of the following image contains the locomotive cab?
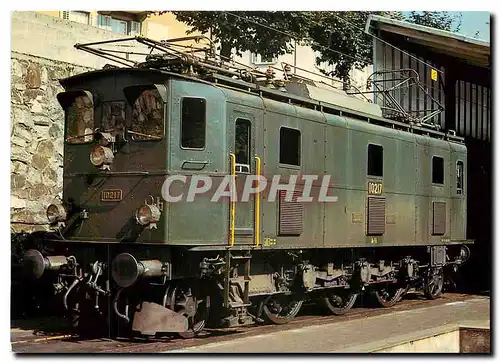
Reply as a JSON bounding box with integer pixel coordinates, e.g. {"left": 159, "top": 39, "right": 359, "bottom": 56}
{"left": 50, "top": 69, "right": 228, "bottom": 245}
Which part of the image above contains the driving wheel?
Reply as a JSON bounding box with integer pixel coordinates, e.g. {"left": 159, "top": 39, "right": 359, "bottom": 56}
{"left": 164, "top": 282, "right": 209, "bottom": 338}
{"left": 262, "top": 295, "right": 303, "bottom": 325}
{"left": 323, "top": 289, "right": 358, "bottom": 315}
{"left": 424, "top": 267, "right": 444, "bottom": 300}
{"left": 373, "top": 284, "right": 405, "bottom": 308}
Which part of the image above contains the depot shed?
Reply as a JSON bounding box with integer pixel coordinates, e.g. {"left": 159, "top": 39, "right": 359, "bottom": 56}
{"left": 366, "top": 15, "right": 491, "bottom": 291}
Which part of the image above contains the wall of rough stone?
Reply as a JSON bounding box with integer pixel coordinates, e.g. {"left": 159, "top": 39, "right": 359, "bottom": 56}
{"left": 10, "top": 52, "right": 93, "bottom": 232}
{"left": 10, "top": 12, "right": 133, "bottom": 232}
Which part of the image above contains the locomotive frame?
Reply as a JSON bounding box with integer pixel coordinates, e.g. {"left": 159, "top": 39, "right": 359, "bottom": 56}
{"left": 21, "top": 35, "right": 473, "bottom": 337}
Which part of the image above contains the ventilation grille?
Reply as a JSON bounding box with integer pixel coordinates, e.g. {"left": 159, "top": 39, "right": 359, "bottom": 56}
{"left": 433, "top": 202, "right": 446, "bottom": 235}
{"left": 367, "top": 197, "right": 386, "bottom": 235}
{"left": 278, "top": 190, "right": 303, "bottom": 236}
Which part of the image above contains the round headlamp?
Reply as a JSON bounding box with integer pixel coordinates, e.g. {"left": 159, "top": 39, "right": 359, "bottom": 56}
{"left": 135, "top": 204, "right": 161, "bottom": 226}
{"left": 46, "top": 203, "right": 67, "bottom": 224}
{"left": 90, "top": 145, "right": 114, "bottom": 167}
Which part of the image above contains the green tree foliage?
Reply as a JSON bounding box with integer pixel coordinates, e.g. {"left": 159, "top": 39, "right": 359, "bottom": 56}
{"left": 172, "top": 11, "right": 310, "bottom": 59}
{"left": 407, "top": 11, "right": 462, "bottom": 32}
{"left": 306, "top": 12, "right": 374, "bottom": 80}
{"left": 168, "top": 11, "right": 459, "bottom": 80}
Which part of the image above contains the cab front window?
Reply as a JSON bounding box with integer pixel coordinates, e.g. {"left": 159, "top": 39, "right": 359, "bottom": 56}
{"left": 57, "top": 90, "right": 94, "bottom": 144}
{"left": 124, "top": 85, "right": 165, "bottom": 141}
{"left": 102, "top": 101, "right": 127, "bottom": 132}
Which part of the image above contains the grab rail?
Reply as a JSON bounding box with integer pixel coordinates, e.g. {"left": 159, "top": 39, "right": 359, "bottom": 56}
{"left": 254, "top": 156, "right": 261, "bottom": 248}
{"left": 229, "top": 153, "right": 236, "bottom": 247}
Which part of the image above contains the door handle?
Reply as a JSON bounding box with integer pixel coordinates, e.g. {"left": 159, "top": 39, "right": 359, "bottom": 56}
{"left": 181, "top": 160, "right": 208, "bottom": 170}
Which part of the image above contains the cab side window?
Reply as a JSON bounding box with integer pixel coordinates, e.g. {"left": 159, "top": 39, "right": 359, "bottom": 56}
{"left": 279, "top": 127, "right": 301, "bottom": 166}
{"left": 432, "top": 156, "right": 444, "bottom": 184}
{"left": 456, "top": 161, "right": 464, "bottom": 194}
{"left": 235, "top": 118, "right": 251, "bottom": 166}
{"left": 181, "top": 97, "right": 206, "bottom": 149}
{"left": 367, "top": 144, "right": 383, "bottom": 177}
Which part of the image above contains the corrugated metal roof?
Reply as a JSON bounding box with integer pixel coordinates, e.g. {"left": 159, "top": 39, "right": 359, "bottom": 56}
{"left": 366, "top": 14, "right": 490, "bottom": 68}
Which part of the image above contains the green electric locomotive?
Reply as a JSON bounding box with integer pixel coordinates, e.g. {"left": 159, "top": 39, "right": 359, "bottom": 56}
{"left": 22, "top": 36, "right": 472, "bottom": 337}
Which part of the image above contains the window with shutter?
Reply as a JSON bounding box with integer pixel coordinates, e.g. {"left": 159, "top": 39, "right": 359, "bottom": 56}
{"left": 68, "top": 11, "right": 90, "bottom": 25}
{"left": 97, "top": 14, "right": 112, "bottom": 31}
{"left": 129, "top": 21, "right": 141, "bottom": 36}
{"left": 251, "top": 53, "right": 277, "bottom": 65}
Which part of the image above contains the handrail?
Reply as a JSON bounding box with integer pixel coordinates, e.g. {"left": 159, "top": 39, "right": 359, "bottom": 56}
{"left": 229, "top": 153, "right": 236, "bottom": 247}
{"left": 254, "top": 156, "right": 261, "bottom": 248}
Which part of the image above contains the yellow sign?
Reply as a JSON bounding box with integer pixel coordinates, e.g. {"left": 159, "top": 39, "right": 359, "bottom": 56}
{"left": 101, "top": 189, "right": 123, "bottom": 202}
{"left": 263, "top": 237, "right": 277, "bottom": 247}
{"left": 431, "top": 69, "right": 438, "bottom": 81}
{"left": 368, "top": 181, "right": 383, "bottom": 195}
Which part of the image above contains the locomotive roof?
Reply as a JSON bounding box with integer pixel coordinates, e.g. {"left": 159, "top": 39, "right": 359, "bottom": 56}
{"left": 59, "top": 67, "right": 211, "bottom": 88}
{"left": 65, "top": 36, "right": 464, "bottom": 145}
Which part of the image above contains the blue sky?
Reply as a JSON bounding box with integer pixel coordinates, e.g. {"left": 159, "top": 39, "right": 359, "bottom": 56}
{"left": 403, "top": 11, "right": 490, "bottom": 42}
{"left": 452, "top": 11, "right": 490, "bottom": 41}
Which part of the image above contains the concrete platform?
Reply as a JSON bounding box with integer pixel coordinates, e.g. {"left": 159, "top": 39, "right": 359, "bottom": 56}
{"left": 167, "top": 296, "right": 490, "bottom": 353}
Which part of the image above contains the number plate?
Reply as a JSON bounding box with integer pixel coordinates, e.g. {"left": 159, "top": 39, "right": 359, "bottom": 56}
{"left": 368, "top": 182, "right": 383, "bottom": 195}
{"left": 101, "top": 189, "right": 123, "bottom": 202}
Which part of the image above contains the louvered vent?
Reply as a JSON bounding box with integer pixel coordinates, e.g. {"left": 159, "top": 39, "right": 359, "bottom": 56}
{"left": 278, "top": 190, "right": 303, "bottom": 236}
{"left": 367, "top": 197, "right": 385, "bottom": 235}
{"left": 433, "top": 202, "right": 446, "bottom": 235}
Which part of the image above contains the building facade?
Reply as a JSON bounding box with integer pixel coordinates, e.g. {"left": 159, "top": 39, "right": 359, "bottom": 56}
{"left": 36, "top": 11, "right": 371, "bottom": 89}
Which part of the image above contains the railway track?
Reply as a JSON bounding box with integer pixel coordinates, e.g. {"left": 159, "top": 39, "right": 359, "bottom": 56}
{"left": 11, "top": 292, "right": 483, "bottom": 353}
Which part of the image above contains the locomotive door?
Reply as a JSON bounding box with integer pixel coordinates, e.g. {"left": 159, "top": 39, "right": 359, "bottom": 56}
{"left": 230, "top": 107, "right": 256, "bottom": 245}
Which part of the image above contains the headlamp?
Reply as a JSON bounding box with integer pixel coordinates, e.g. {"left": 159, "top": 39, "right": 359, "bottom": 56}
{"left": 46, "top": 203, "right": 67, "bottom": 224}
{"left": 135, "top": 204, "right": 161, "bottom": 226}
{"left": 90, "top": 145, "right": 114, "bottom": 167}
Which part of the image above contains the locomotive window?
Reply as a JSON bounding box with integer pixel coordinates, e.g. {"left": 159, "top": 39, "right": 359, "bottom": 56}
{"left": 102, "top": 101, "right": 127, "bottom": 132}
{"left": 432, "top": 156, "right": 444, "bottom": 184}
{"left": 457, "top": 161, "right": 464, "bottom": 194}
{"left": 60, "top": 91, "right": 94, "bottom": 144}
{"left": 367, "top": 144, "right": 383, "bottom": 177}
{"left": 279, "top": 127, "right": 301, "bottom": 166}
{"left": 181, "top": 98, "right": 206, "bottom": 149}
{"left": 235, "top": 118, "right": 251, "bottom": 166}
{"left": 130, "top": 88, "right": 164, "bottom": 140}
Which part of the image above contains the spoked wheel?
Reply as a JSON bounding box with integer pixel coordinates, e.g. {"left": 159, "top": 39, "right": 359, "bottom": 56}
{"left": 373, "top": 284, "right": 406, "bottom": 308}
{"left": 164, "top": 282, "right": 209, "bottom": 338}
{"left": 323, "top": 289, "right": 358, "bottom": 315}
{"left": 262, "top": 295, "right": 303, "bottom": 325}
{"left": 424, "top": 267, "right": 444, "bottom": 300}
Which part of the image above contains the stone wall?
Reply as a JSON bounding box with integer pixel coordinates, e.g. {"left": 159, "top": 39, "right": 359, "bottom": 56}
{"left": 10, "top": 52, "right": 93, "bottom": 232}
{"left": 10, "top": 11, "right": 133, "bottom": 232}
